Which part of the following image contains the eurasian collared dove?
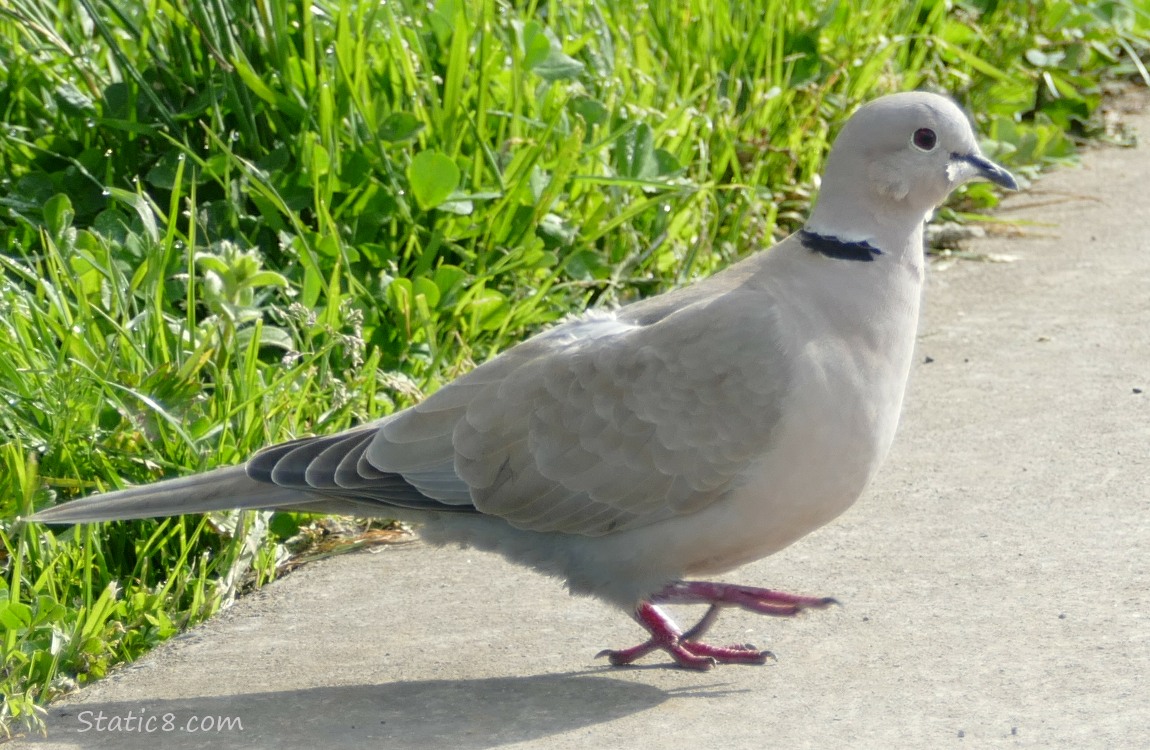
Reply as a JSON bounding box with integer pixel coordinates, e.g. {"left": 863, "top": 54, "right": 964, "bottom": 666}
{"left": 29, "top": 92, "right": 1017, "bottom": 670}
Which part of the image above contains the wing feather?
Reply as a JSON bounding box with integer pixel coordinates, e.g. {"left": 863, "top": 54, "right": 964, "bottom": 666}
{"left": 431, "top": 290, "right": 792, "bottom": 535}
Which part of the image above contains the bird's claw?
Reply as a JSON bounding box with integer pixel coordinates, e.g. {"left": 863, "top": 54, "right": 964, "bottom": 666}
{"left": 598, "top": 582, "right": 834, "bottom": 669}
{"left": 596, "top": 636, "right": 773, "bottom": 670}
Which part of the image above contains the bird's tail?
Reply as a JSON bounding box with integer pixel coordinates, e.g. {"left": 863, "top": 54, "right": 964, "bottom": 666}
{"left": 26, "top": 464, "right": 315, "bottom": 524}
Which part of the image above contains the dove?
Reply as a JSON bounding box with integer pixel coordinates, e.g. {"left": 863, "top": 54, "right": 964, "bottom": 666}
{"left": 29, "top": 92, "right": 1017, "bottom": 670}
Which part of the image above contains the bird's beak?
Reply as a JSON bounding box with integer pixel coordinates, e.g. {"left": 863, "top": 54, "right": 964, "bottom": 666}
{"left": 950, "top": 152, "right": 1019, "bottom": 191}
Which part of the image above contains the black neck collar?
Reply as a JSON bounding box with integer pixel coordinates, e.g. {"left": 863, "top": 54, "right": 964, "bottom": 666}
{"left": 799, "top": 229, "right": 882, "bottom": 262}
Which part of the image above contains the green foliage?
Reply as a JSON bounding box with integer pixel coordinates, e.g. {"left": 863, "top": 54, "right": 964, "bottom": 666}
{"left": 0, "top": 0, "right": 1147, "bottom": 734}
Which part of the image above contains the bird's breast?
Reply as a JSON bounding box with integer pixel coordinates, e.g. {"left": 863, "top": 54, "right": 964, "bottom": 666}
{"left": 674, "top": 278, "right": 922, "bottom": 576}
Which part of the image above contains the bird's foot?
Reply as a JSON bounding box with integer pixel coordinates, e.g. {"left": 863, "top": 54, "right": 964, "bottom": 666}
{"left": 597, "top": 581, "right": 837, "bottom": 669}
{"left": 596, "top": 603, "right": 774, "bottom": 671}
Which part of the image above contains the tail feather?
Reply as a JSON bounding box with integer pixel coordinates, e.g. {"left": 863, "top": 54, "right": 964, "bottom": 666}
{"left": 27, "top": 465, "right": 318, "bottom": 524}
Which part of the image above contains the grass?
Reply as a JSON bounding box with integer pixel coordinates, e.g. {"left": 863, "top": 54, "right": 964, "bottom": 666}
{"left": 2, "top": 0, "right": 1148, "bottom": 735}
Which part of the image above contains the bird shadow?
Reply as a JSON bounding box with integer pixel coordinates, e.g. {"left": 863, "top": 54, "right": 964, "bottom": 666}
{"left": 22, "top": 671, "right": 743, "bottom": 749}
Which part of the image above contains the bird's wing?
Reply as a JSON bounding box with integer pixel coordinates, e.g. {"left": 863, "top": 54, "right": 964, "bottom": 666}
{"left": 356, "top": 269, "right": 793, "bottom": 537}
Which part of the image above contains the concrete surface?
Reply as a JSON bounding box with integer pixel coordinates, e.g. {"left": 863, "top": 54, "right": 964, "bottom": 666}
{"left": 12, "top": 104, "right": 1150, "bottom": 749}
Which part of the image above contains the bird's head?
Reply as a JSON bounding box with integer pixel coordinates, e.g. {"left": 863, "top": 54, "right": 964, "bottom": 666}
{"left": 807, "top": 92, "right": 1017, "bottom": 245}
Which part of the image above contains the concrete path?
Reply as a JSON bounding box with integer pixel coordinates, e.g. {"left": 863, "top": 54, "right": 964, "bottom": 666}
{"left": 15, "top": 102, "right": 1150, "bottom": 749}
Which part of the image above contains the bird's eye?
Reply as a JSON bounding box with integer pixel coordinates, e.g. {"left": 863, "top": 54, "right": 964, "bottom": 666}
{"left": 912, "top": 128, "right": 937, "bottom": 151}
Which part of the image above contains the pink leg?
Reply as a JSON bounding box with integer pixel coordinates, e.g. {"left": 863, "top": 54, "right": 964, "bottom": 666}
{"left": 596, "top": 602, "right": 767, "bottom": 670}
{"left": 597, "top": 581, "right": 838, "bottom": 670}
{"left": 652, "top": 581, "right": 838, "bottom": 615}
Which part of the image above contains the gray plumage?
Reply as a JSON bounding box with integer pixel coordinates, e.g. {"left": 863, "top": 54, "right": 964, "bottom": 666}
{"left": 29, "top": 92, "right": 1018, "bottom": 668}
